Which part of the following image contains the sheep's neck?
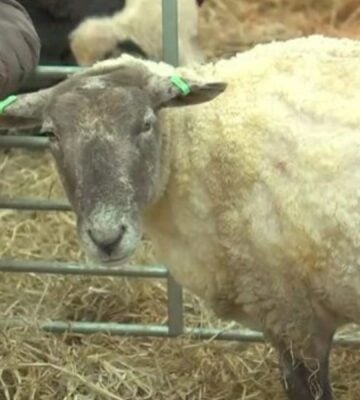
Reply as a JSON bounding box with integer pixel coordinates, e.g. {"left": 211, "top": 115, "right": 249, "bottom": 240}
{"left": 141, "top": 106, "right": 220, "bottom": 299}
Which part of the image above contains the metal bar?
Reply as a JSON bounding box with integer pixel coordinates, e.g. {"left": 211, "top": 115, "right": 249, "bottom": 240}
{"left": 0, "top": 318, "right": 264, "bottom": 342}
{"left": 32, "top": 66, "right": 83, "bottom": 80}
{"left": 162, "top": 0, "right": 184, "bottom": 336}
{"left": 0, "top": 259, "right": 168, "bottom": 279}
{"left": 0, "top": 198, "right": 71, "bottom": 211}
{"left": 0, "top": 318, "right": 359, "bottom": 346}
{"left": 0, "top": 135, "right": 49, "bottom": 149}
{"left": 334, "top": 331, "right": 360, "bottom": 346}
{"left": 20, "top": 66, "right": 84, "bottom": 92}
{"left": 167, "top": 274, "right": 184, "bottom": 336}
{"left": 162, "top": 0, "right": 179, "bottom": 66}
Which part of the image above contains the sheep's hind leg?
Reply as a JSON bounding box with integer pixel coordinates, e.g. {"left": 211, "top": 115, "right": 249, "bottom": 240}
{"left": 278, "top": 343, "right": 333, "bottom": 400}
{"left": 273, "top": 323, "right": 335, "bottom": 400}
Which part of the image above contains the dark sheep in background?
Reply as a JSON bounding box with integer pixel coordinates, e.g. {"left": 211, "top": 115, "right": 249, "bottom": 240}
{"left": 18, "top": 0, "right": 126, "bottom": 65}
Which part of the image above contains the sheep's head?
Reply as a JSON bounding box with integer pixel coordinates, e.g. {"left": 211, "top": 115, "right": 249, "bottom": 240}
{"left": 69, "top": 18, "right": 149, "bottom": 65}
{"left": 0, "top": 56, "right": 226, "bottom": 265}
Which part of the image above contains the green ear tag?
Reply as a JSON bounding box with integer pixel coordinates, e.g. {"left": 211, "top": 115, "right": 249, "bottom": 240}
{"left": 0, "top": 95, "right": 17, "bottom": 114}
{"left": 171, "top": 75, "right": 191, "bottom": 96}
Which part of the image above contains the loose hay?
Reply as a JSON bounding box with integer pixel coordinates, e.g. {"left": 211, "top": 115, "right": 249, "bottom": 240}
{"left": 0, "top": 1, "right": 359, "bottom": 399}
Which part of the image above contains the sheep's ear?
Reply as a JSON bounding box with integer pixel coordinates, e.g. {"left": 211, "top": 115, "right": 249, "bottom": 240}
{"left": 148, "top": 75, "right": 227, "bottom": 108}
{"left": 0, "top": 88, "right": 53, "bottom": 131}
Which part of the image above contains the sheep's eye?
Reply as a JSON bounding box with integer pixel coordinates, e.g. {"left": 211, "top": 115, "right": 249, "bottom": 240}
{"left": 50, "top": 134, "right": 59, "bottom": 143}
{"left": 41, "top": 130, "right": 59, "bottom": 144}
{"left": 139, "top": 110, "right": 156, "bottom": 135}
{"left": 47, "top": 131, "right": 56, "bottom": 139}
{"left": 143, "top": 121, "right": 152, "bottom": 132}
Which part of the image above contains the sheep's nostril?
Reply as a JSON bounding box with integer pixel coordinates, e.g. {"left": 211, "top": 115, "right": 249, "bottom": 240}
{"left": 88, "top": 225, "right": 126, "bottom": 256}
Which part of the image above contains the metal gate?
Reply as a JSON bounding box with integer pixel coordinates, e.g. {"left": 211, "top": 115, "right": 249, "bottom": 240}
{"left": 0, "top": 0, "right": 357, "bottom": 346}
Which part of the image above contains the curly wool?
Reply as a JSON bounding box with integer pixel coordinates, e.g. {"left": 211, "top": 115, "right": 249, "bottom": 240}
{"left": 138, "top": 35, "right": 360, "bottom": 344}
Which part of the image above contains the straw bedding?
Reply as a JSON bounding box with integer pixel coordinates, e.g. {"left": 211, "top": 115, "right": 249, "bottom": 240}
{"left": 0, "top": 1, "right": 359, "bottom": 398}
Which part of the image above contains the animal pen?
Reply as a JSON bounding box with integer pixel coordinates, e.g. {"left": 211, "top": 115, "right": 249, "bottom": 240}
{"left": 0, "top": 0, "right": 263, "bottom": 344}
{"left": 0, "top": 0, "right": 360, "bottom": 398}
{"left": 0, "top": 0, "right": 359, "bottom": 345}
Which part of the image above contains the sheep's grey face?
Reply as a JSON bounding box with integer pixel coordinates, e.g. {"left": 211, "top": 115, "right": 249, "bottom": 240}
{"left": 45, "top": 78, "right": 161, "bottom": 264}
{"left": 0, "top": 60, "right": 226, "bottom": 266}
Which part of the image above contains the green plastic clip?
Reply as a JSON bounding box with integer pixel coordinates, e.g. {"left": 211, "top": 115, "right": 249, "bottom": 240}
{"left": 171, "top": 75, "right": 191, "bottom": 96}
{"left": 0, "top": 95, "right": 17, "bottom": 114}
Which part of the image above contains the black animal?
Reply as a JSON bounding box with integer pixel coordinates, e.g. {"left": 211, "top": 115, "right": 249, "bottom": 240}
{"left": 18, "top": 0, "right": 126, "bottom": 65}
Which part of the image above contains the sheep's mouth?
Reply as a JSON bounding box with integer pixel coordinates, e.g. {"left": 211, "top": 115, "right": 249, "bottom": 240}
{"left": 100, "top": 255, "right": 131, "bottom": 267}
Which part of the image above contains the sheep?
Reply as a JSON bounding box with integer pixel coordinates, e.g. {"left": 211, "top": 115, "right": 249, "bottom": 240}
{"left": 0, "top": 34, "right": 359, "bottom": 400}
{"left": 69, "top": 0, "right": 204, "bottom": 66}
{"left": 18, "top": 0, "right": 126, "bottom": 65}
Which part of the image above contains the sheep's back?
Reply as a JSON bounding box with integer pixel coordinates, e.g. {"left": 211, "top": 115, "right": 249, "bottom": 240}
{"left": 155, "top": 36, "right": 360, "bottom": 319}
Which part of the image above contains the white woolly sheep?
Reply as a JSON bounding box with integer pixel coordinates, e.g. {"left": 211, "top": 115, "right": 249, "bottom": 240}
{"left": 69, "top": 0, "right": 204, "bottom": 66}
{"left": 1, "top": 34, "right": 359, "bottom": 400}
